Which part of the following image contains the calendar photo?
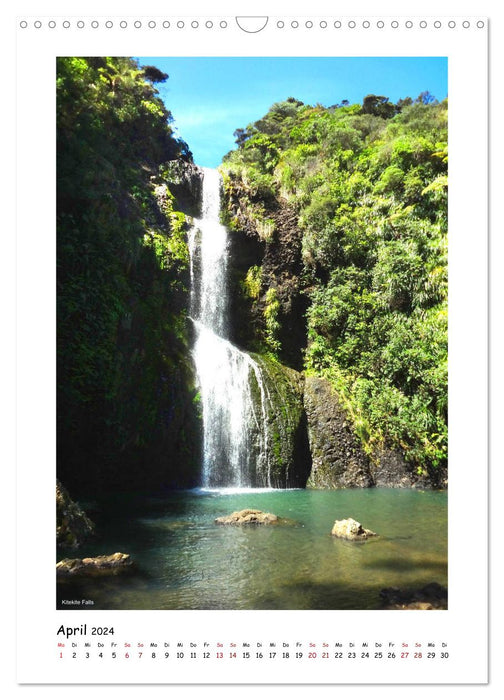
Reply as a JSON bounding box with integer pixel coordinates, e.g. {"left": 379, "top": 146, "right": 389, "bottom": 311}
{"left": 15, "top": 9, "right": 490, "bottom": 685}
{"left": 56, "top": 55, "right": 449, "bottom": 612}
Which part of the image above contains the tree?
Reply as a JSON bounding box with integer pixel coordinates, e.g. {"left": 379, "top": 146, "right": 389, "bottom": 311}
{"left": 142, "top": 65, "right": 169, "bottom": 83}
{"left": 416, "top": 91, "right": 437, "bottom": 105}
{"left": 361, "top": 94, "right": 396, "bottom": 118}
{"left": 234, "top": 127, "right": 255, "bottom": 146}
{"left": 396, "top": 96, "right": 413, "bottom": 111}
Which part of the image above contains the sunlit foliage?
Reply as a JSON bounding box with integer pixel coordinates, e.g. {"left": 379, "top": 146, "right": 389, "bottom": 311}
{"left": 222, "top": 94, "right": 448, "bottom": 474}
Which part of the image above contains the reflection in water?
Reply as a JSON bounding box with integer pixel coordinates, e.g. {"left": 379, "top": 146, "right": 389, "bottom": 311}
{"left": 57, "top": 488, "right": 447, "bottom": 610}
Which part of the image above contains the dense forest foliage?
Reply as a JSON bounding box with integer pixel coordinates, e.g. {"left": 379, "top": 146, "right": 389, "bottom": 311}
{"left": 221, "top": 94, "right": 447, "bottom": 475}
{"left": 57, "top": 56, "right": 447, "bottom": 491}
{"left": 57, "top": 57, "right": 201, "bottom": 493}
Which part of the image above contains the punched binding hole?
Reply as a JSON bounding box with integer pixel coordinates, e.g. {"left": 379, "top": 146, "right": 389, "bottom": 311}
{"left": 235, "top": 16, "right": 268, "bottom": 33}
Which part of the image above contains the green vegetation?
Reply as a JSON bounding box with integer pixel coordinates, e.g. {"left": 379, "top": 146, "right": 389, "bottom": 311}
{"left": 221, "top": 94, "right": 447, "bottom": 475}
{"left": 263, "top": 287, "right": 282, "bottom": 353}
{"left": 241, "top": 265, "right": 262, "bottom": 299}
{"left": 57, "top": 57, "right": 200, "bottom": 493}
{"left": 57, "top": 61, "right": 447, "bottom": 488}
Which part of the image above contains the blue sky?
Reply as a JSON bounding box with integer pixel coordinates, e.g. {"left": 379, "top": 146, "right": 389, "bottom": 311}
{"left": 137, "top": 57, "right": 447, "bottom": 168}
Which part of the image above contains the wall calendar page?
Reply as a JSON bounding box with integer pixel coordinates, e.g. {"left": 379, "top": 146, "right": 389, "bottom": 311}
{"left": 13, "top": 0, "right": 490, "bottom": 693}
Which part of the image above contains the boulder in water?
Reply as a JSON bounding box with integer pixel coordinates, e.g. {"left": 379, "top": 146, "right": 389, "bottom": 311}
{"left": 215, "top": 509, "right": 279, "bottom": 525}
{"left": 56, "top": 552, "right": 133, "bottom": 579}
{"left": 331, "top": 517, "right": 377, "bottom": 540}
{"left": 379, "top": 582, "right": 447, "bottom": 609}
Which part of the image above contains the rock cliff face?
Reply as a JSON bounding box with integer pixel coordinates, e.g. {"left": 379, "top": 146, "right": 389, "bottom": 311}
{"left": 303, "top": 376, "right": 372, "bottom": 488}
{"left": 56, "top": 481, "right": 95, "bottom": 547}
{"left": 162, "top": 160, "right": 203, "bottom": 217}
{"left": 107, "top": 162, "right": 204, "bottom": 492}
{"left": 251, "top": 356, "right": 311, "bottom": 488}
{"left": 58, "top": 160, "right": 204, "bottom": 496}
{"left": 303, "top": 377, "right": 446, "bottom": 489}
{"left": 370, "top": 447, "right": 448, "bottom": 489}
{"left": 256, "top": 204, "right": 309, "bottom": 370}
{"left": 224, "top": 176, "right": 308, "bottom": 370}
{"left": 221, "top": 174, "right": 445, "bottom": 490}
{"left": 369, "top": 448, "right": 423, "bottom": 488}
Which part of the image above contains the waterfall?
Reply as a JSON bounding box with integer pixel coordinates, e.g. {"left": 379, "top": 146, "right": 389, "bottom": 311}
{"left": 189, "top": 168, "right": 271, "bottom": 488}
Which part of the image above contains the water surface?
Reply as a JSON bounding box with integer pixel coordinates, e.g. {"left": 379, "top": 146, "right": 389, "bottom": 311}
{"left": 57, "top": 488, "right": 447, "bottom": 610}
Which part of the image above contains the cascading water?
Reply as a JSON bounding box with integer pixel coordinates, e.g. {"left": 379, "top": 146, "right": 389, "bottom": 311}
{"left": 189, "top": 168, "right": 271, "bottom": 488}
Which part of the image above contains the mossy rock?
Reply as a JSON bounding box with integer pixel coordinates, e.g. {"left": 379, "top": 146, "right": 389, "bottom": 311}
{"left": 215, "top": 509, "right": 279, "bottom": 525}
{"left": 56, "top": 553, "right": 134, "bottom": 579}
{"left": 248, "top": 354, "right": 311, "bottom": 488}
{"left": 56, "top": 481, "right": 95, "bottom": 548}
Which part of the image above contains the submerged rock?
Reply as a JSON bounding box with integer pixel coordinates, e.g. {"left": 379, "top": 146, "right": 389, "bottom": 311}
{"left": 56, "top": 553, "right": 133, "bottom": 579}
{"left": 140, "top": 519, "right": 193, "bottom": 531}
{"left": 379, "top": 582, "right": 447, "bottom": 610}
{"left": 331, "top": 517, "right": 377, "bottom": 540}
{"left": 56, "top": 480, "right": 95, "bottom": 547}
{"left": 215, "top": 509, "right": 279, "bottom": 525}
